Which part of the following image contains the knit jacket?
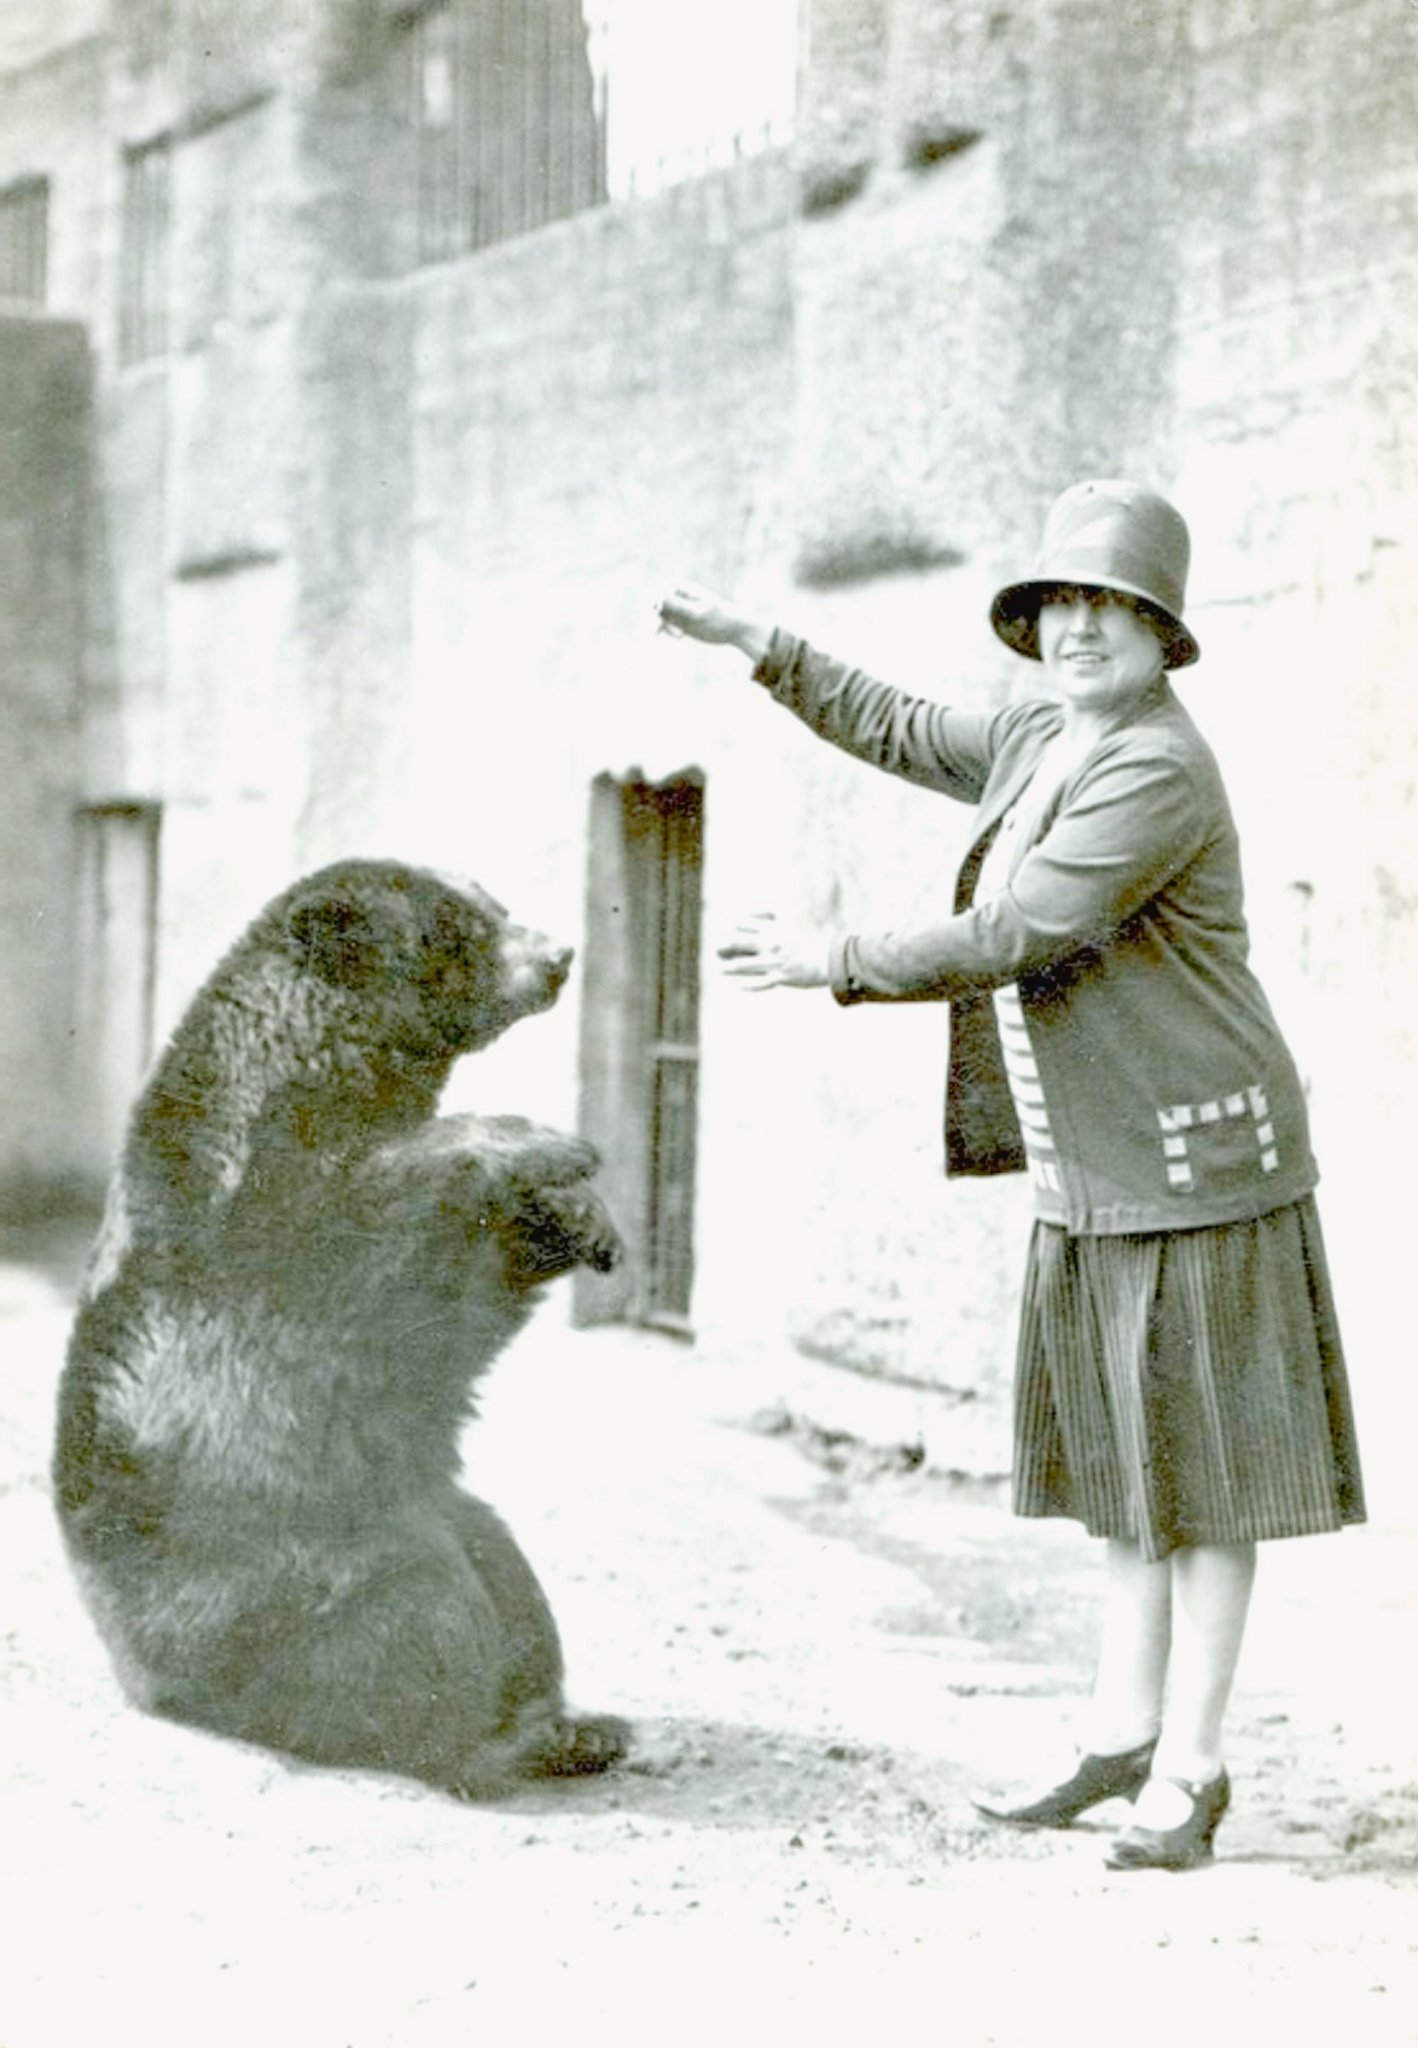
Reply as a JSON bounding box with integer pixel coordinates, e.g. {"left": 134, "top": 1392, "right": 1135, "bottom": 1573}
{"left": 754, "top": 630, "right": 1318, "bottom": 1235}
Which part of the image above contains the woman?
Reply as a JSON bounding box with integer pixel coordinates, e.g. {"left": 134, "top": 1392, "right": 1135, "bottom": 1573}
{"left": 656, "top": 479, "right": 1364, "bottom": 1873}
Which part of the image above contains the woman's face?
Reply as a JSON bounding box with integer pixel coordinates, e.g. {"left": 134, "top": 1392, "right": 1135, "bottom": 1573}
{"left": 1036, "top": 586, "right": 1167, "bottom": 715}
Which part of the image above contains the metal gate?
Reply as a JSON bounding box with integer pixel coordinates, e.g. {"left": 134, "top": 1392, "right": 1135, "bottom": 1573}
{"left": 576, "top": 770, "right": 704, "bottom": 1334}
{"left": 397, "top": 0, "right": 607, "bottom": 263}
{"left": 627, "top": 776, "right": 703, "bottom": 1329}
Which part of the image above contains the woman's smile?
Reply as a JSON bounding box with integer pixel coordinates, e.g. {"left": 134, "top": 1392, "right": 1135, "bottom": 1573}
{"left": 1037, "top": 587, "right": 1167, "bottom": 716}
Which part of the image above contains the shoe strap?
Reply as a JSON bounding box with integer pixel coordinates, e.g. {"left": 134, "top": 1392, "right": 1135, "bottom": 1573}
{"left": 1158, "top": 1770, "right": 1226, "bottom": 1800}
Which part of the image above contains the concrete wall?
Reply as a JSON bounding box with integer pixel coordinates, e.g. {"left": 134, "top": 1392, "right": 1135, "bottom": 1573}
{"left": 1, "top": 0, "right": 1414, "bottom": 1484}
{"left": 0, "top": 317, "right": 91, "bottom": 1198}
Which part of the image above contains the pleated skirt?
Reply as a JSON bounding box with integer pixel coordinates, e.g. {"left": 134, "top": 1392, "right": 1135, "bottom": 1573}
{"left": 1012, "top": 1196, "right": 1365, "bottom": 1561}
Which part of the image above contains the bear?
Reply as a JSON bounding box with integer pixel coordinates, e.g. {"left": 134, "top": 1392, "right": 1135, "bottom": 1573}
{"left": 53, "top": 857, "right": 630, "bottom": 1798}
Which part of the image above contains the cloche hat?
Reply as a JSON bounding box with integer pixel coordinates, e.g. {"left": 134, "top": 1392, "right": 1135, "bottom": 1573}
{"left": 990, "top": 479, "right": 1200, "bottom": 669}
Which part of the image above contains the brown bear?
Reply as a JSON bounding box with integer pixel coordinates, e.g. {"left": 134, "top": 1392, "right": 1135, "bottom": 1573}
{"left": 53, "top": 858, "right": 630, "bottom": 1797}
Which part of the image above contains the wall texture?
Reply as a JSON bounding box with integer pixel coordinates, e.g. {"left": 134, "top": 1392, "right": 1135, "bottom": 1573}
{"left": 1, "top": 0, "right": 1414, "bottom": 1484}
{"left": 0, "top": 316, "right": 90, "bottom": 1196}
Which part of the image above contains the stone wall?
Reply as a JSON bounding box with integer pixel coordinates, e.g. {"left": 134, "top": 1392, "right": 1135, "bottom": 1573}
{"left": 0, "top": 317, "right": 91, "bottom": 1200}
{"left": 1170, "top": 0, "right": 1418, "bottom": 1491}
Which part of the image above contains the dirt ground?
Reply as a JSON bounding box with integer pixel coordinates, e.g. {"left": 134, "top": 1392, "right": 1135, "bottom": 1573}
{"left": 2, "top": 1224, "right": 1415, "bottom": 2048}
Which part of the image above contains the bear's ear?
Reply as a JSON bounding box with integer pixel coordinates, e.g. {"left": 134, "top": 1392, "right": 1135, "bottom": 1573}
{"left": 288, "top": 897, "right": 385, "bottom": 989}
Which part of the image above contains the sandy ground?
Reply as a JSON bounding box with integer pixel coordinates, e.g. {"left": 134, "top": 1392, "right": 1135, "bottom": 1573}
{"left": 2, "top": 1227, "right": 1415, "bottom": 2048}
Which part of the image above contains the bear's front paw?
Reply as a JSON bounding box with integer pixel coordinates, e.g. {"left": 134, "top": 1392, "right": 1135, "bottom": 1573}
{"left": 464, "top": 1115, "right": 602, "bottom": 1188}
{"left": 503, "top": 1184, "right": 622, "bottom": 1287}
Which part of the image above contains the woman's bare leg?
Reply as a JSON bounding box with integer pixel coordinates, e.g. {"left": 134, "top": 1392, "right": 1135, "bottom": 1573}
{"left": 1132, "top": 1538, "right": 1257, "bottom": 1826}
{"left": 1082, "top": 1536, "right": 1172, "bottom": 1754}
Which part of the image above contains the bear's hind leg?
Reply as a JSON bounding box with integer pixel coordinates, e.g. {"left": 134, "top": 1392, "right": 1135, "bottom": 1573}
{"left": 446, "top": 1492, "right": 630, "bottom": 1779}
{"left": 515, "top": 1710, "right": 631, "bottom": 1778}
{"left": 217, "top": 1532, "right": 570, "bottom": 1797}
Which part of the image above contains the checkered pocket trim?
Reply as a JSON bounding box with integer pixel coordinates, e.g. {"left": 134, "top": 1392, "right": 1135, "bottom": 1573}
{"left": 1157, "top": 1085, "right": 1279, "bottom": 1193}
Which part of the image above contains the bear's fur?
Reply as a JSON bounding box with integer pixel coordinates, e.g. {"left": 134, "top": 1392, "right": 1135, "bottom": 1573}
{"left": 53, "top": 858, "right": 629, "bottom": 1797}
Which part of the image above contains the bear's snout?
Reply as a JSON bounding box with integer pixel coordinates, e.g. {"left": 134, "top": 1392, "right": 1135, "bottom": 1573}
{"left": 502, "top": 931, "right": 574, "bottom": 1018}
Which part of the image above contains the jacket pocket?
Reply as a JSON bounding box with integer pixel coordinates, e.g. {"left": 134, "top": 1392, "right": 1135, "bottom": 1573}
{"left": 1156, "top": 1085, "right": 1280, "bottom": 1197}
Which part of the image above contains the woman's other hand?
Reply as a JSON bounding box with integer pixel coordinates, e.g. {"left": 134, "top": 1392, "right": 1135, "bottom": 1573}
{"left": 717, "top": 912, "right": 828, "bottom": 991}
{"left": 657, "top": 584, "right": 772, "bottom": 664}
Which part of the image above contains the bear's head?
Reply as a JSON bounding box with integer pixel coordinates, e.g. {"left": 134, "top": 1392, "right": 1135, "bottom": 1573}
{"left": 101, "top": 862, "right": 575, "bottom": 1266}
{"left": 280, "top": 860, "right": 573, "bottom": 1059}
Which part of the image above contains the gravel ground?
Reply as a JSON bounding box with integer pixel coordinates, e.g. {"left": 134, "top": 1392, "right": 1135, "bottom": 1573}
{"left": 2, "top": 1229, "right": 1415, "bottom": 2048}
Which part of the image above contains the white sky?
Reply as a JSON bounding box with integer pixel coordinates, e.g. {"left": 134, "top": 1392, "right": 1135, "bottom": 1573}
{"left": 583, "top": 0, "right": 800, "bottom": 196}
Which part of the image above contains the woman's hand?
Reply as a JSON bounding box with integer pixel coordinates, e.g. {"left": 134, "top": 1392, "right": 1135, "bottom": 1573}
{"left": 717, "top": 912, "right": 829, "bottom": 992}
{"left": 657, "top": 583, "right": 772, "bottom": 663}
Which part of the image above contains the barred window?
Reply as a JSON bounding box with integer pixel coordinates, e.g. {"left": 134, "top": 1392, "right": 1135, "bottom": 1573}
{"left": 119, "top": 136, "right": 171, "bottom": 363}
{"left": 398, "top": 0, "right": 606, "bottom": 263}
{"left": 0, "top": 175, "right": 49, "bottom": 305}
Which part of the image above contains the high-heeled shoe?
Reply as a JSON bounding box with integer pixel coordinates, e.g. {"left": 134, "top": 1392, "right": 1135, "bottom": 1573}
{"left": 972, "top": 1736, "right": 1158, "bottom": 1829}
{"left": 1105, "top": 1770, "right": 1231, "bottom": 1871}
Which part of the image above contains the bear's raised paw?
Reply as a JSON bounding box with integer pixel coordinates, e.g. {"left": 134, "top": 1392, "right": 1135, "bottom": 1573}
{"left": 503, "top": 1182, "right": 623, "bottom": 1287}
